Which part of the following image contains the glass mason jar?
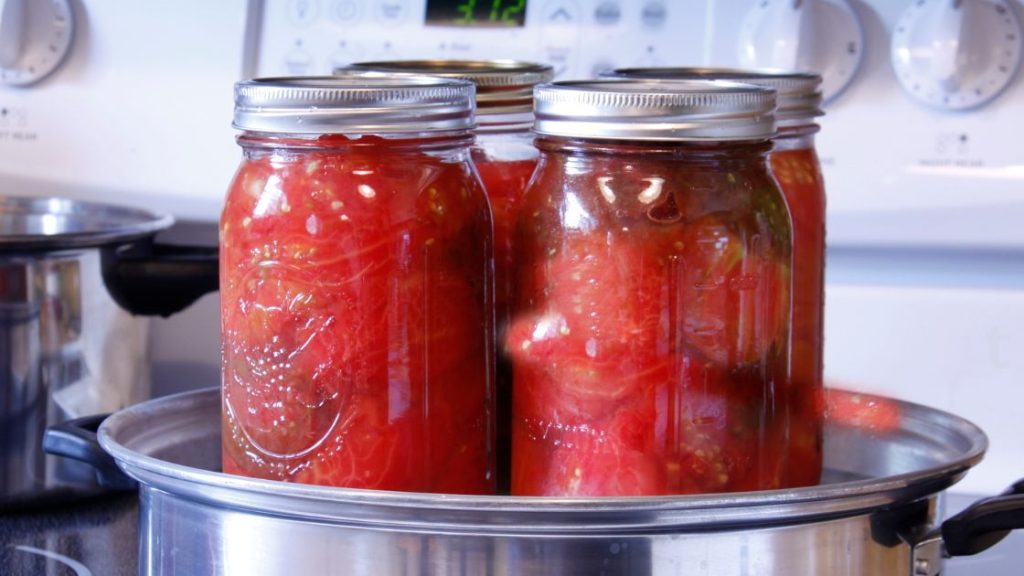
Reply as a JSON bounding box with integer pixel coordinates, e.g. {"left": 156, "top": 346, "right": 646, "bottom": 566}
{"left": 344, "top": 60, "right": 553, "bottom": 492}
{"left": 609, "top": 68, "right": 827, "bottom": 487}
{"left": 508, "top": 80, "right": 792, "bottom": 496}
{"left": 221, "top": 77, "right": 495, "bottom": 494}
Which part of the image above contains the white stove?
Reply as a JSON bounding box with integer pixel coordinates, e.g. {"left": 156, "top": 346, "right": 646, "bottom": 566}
{"left": 0, "top": 0, "right": 1021, "bottom": 572}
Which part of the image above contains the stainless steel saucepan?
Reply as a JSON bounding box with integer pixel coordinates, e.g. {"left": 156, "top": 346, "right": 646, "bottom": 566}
{"left": 49, "top": 386, "right": 1024, "bottom": 575}
{"left": 1, "top": 196, "right": 218, "bottom": 508}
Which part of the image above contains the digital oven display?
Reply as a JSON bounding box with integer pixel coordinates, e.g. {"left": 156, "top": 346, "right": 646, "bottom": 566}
{"left": 425, "top": 0, "right": 528, "bottom": 27}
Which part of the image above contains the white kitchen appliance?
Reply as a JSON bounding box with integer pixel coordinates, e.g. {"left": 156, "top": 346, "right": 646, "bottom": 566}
{"left": 0, "top": 0, "right": 1021, "bottom": 571}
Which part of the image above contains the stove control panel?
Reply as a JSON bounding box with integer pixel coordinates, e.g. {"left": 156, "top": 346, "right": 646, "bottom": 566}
{"left": 0, "top": 0, "right": 1020, "bottom": 248}
{"left": 250, "top": 0, "right": 1024, "bottom": 248}
{"left": 252, "top": 0, "right": 699, "bottom": 80}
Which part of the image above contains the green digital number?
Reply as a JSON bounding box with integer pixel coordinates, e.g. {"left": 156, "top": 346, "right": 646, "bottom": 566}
{"left": 456, "top": 0, "right": 476, "bottom": 24}
{"left": 501, "top": 0, "right": 526, "bottom": 24}
{"left": 450, "top": 0, "right": 524, "bottom": 26}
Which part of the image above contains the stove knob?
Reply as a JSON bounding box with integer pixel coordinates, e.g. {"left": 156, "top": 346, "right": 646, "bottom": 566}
{"left": 891, "top": 0, "right": 1023, "bottom": 110}
{"left": 0, "top": 0, "right": 74, "bottom": 87}
{"left": 738, "top": 0, "right": 865, "bottom": 103}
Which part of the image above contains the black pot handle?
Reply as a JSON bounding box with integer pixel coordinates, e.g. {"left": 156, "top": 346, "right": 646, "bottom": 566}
{"left": 942, "top": 478, "right": 1024, "bottom": 556}
{"left": 102, "top": 241, "right": 219, "bottom": 317}
{"left": 42, "top": 414, "right": 137, "bottom": 490}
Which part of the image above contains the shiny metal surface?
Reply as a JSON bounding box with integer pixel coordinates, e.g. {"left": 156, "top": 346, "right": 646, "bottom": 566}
{"left": 605, "top": 68, "right": 823, "bottom": 128}
{"left": 1, "top": 251, "right": 153, "bottom": 506}
{"left": 140, "top": 491, "right": 926, "bottom": 575}
{"left": 1, "top": 196, "right": 170, "bottom": 505}
{"left": 100, "top": 388, "right": 987, "bottom": 575}
{"left": 0, "top": 196, "right": 173, "bottom": 251}
{"left": 233, "top": 76, "right": 476, "bottom": 135}
{"left": 342, "top": 60, "right": 553, "bottom": 115}
{"left": 532, "top": 79, "right": 777, "bottom": 141}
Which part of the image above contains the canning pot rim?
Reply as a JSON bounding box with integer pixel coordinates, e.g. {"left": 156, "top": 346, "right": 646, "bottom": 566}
{"left": 98, "top": 387, "right": 987, "bottom": 535}
{"left": 0, "top": 195, "right": 174, "bottom": 251}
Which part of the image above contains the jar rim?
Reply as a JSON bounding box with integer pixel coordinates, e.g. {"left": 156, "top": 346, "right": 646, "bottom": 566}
{"left": 533, "top": 79, "right": 777, "bottom": 142}
{"left": 339, "top": 60, "right": 553, "bottom": 116}
{"left": 233, "top": 76, "right": 476, "bottom": 135}
{"left": 605, "top": 67, "right": 823, "bottom": 126}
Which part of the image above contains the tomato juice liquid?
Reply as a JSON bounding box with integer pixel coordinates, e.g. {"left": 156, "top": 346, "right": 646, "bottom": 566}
{"left": 769, "top": 142, "right": 827, "bottom": 487}
{"left": 472, "top": 155, "right": 539, "bottom": 337}
{"left": 220, "top": 134, "right": 495, "bottom": 494}
{"left": 472, "top": 149, "right": 539, "bottom": 494}
{"left": 508, "top": 139, "right": 796, "bottom": 496}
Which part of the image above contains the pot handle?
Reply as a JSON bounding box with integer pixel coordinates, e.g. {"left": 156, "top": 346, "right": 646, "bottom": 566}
{"left": 42, "top": 414, "right": 137, "bottom": 490}
{"left": 941, "top": 478, "right": 1024, "bottom": 556}
{"left": 102, "top": 241, "right": 219, "bottom": 317}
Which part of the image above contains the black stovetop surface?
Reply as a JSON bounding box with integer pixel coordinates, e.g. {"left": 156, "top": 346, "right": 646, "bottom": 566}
{"left": 0, "top": 491, "right": 138, "bottom": 576}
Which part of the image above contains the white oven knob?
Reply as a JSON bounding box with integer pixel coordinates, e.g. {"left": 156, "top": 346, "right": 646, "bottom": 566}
{"left": 738, "top": 0, "right": 865, "bottom": 103}
{"left": 891, "top": 0, "right": 1022, "bottom": 110}
{"left": 0, "top": 0, "right": 74, "bottom": 87}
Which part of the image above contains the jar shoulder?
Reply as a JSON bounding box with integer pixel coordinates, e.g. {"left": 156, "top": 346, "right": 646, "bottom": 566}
{"left": 523, "top": 151, "right": 790, "bottom": 243}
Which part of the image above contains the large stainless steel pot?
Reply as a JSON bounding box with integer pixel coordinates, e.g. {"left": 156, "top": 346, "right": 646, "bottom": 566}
{"left": 71, "top": 387, "right": 1024, "bottom": 575}
{"left": 0, "top": 196, "right": 218, "bottom": 508}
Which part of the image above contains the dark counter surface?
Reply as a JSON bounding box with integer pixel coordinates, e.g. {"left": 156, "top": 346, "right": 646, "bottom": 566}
{"left": 0, "top": 491, "right": 138, "bottom": 575}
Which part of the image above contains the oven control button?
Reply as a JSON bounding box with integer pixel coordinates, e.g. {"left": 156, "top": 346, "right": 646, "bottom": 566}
{"left": 374, "top": 0, "right": 408, "bottom": 25}
{"left": 284, "top": 46, "right": 314, "bottom": 75}
{"left": 0, "top": 0, "right": 74, "bottom": 87}
{"left": 331, "top": 0, "right": 360, "bottom": 24}
{"left": 641, "top": 1, "right": 667, "bottom": 29}
{"left": 891, "top": 0, "right": 1022, "bottom": 110}
{"left": 541, "top": 1, "right": 580, "bottom": 78}
{"left": 737, "top": 0, "right": 865, "bottom": 103}
{"left": 287, "top": 0, "right": 320, "bottom": 27}
{"left": 593, "top": 2, "right": 621, "bottom": 26}
{"left": 542, "top": 0, "right": 580, "bottom": 26}
{"left": 542, "top": 45, "right": 576, "bottom": 79}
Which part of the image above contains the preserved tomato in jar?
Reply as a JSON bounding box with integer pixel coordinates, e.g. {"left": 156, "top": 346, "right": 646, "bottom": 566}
{"left": 768, "top": 105, "right": 826, "bottom": 487}
{"left": 343, "top": 60, "right": 553, "bottom": 492}
{"left": 609, "top": 68, "right": 827, "bottom": 487}
{"left": 508, "top": 80, "right": 793, "bottom": 496}
{"left": 221, "top": 77, "right": 495, "bottom": 494}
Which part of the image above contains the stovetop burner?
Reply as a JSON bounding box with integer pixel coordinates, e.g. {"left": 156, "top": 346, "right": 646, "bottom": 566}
{"left": 1, "top": 492, "right": 137, "bottom": 576}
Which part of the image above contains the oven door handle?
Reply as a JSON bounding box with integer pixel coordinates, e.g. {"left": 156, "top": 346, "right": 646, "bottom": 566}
{"left": 43, "top": 414, "right": 137, "bottom": 491}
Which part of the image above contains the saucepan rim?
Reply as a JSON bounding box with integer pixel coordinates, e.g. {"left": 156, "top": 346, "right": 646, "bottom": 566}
{"left": 98, "top": 387, "right": 987, "bottom": 535}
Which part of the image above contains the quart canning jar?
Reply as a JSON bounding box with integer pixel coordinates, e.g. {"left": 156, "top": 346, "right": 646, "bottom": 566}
{"left": 345, "top": 60, "right": 553, "bottom": 492}
{"left": 609, "top": 68, "right": 826, "bottom": 487}
{"left": 508, "top": 80, "right": 793, "bottom": 496}
{"left": 220, "top": 77, "right": 495, "bottom": 494}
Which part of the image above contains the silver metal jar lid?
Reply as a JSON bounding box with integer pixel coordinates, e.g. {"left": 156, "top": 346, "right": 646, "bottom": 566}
{"left": 341, "top": 60, "right": 553, "bottom": 115}
{"left": 533, "top": 79, "right": 777, "bottom": 141}
{"left": 233, "top": 76, "right": 476, "bottom": 135}
{"left": 607, "top": 68, "right": 823, "bottom": 126}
